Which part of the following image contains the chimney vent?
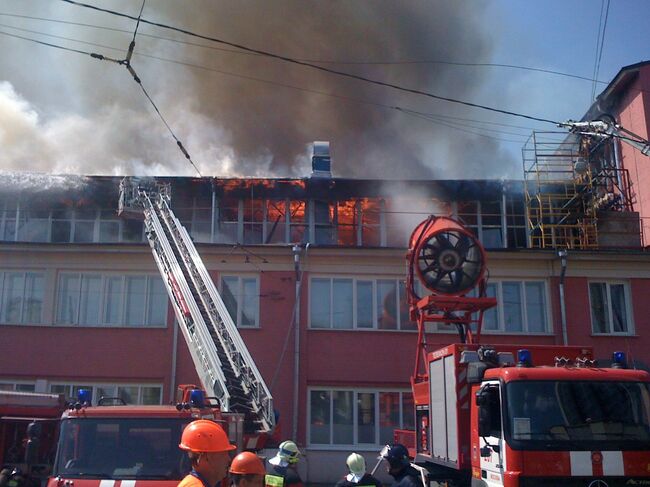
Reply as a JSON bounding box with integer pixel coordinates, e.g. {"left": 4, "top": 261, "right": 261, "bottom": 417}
{"left": 311, "top": 141, "right": 331, "bottom": 178}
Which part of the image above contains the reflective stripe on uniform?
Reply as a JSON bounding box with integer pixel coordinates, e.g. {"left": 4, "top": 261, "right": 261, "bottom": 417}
{"left": 265, "top": 474, "right": 285, "bottom": 487}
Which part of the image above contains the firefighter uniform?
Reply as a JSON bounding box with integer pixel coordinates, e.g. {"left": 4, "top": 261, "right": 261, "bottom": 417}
{"left": 265, "top": 441, "right": 303, "bottom": 487}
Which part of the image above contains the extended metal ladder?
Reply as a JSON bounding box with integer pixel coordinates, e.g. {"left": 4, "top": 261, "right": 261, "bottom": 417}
{"left": 119, "top": 179, "right": 274, "bottom": 434}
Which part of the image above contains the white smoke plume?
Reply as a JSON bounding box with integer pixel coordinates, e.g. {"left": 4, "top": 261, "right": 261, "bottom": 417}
{"left": 0, "top": 1, "right": 519, "bottom": 178}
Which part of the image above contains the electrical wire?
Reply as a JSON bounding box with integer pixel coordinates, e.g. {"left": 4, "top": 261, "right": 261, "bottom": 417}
{"left": 0, "top": 11, "right": 611, "bottom": 86}
{"left": 58, "top": 0, "right": 561, "bottom": 126}
{"left": 593, "top": 0, "right": 611, "bottom": 100}
{"left": 0, "top": 24, "right": 540, "bottom": 145}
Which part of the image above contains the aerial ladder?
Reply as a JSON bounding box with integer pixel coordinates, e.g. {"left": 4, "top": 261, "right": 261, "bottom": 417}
{"left": 118, "top": 178, "right": 274, "bottom": 440}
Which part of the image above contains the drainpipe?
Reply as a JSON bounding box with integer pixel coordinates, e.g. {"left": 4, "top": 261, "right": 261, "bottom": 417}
{"left": 291, "top": 244, "right": 303, "bottom": 441}
{"left": 558, "top": 250, "right": 568, "bottom": 345}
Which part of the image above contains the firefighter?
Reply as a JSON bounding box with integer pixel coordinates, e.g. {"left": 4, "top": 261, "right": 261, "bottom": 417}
{"left": 177, "top": 419, "right": 236, "bottom": 487}
{"left": 334, "top": 453, "right": 381, "bottom": 487}
{"left": 229, "top": 451, "right": 266, "bottom": 487}
{"left": 265, "top": 440, "right": 303, "bottom": 487}
{"left": 382, "top": 444, "right": 422, "bottom": 487}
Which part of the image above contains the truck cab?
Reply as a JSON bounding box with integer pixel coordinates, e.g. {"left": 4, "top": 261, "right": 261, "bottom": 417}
{"left": 47, "top": 386, "right": 242, "bottom": 487}
{"left": 471, "top": 348, "right": 650, "bottom": 487}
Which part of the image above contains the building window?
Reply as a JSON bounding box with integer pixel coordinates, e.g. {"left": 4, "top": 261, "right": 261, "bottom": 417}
{"left": 49, "top": 383, "right": 162, "bottom": 405}
{"left": 589, "top": 281, "right": 633, "bottom": 335}
{"left": 480, "top": 280, "right": 548, "bottom": 334}
{"left": 309, "top": 388, "right": 414, "bottom": 446}
{"left": 309, "top": 277, "right": 415, "bottom": 331}
{"left": 220, "top": 275, "right": 260, "bottom": 327}
{"left": 0, "top": 271, "right": 45, "bottom": 324}
{"left": 56, "top": 273, "right": 167, "bottom": 327}
{"left": 0, "top": 381, "right": 36, "bottom": 392}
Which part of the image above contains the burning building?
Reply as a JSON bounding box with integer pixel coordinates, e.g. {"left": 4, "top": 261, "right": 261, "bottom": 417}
{"left": 2, "top": 61, "right": 650, "bottom": 483}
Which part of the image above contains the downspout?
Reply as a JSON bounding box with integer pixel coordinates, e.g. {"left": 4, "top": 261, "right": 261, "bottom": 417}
{"left": 291, "top": 244, "right": 305, "bottom": 441}
{"left": 558, "top": 250, "right": 568, "bottom": 346}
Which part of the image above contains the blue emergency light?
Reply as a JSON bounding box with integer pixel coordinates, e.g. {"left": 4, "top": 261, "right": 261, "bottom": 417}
{"left": 517, "top": 349, "right": 532, "bottom": 367}
{"left": 189, "top": 389, "right": 205, "bottom": 408}
{"left": 612, "top": 351, "right": 626, "bottom": 368}
{"left": 77, "top": 389, "right": 92, "bottom": 405}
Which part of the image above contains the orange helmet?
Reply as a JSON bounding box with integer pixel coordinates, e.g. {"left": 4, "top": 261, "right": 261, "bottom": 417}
{"left": 229, "top": 452, "right": 266, "bottom": 475}
{"left": 179, "top": 420, "right": 236, "bottom": 453}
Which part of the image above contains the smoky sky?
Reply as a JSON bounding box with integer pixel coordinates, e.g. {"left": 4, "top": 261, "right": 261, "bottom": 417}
{"left": 0, "top": 1, "right": 519, "bottom": 178}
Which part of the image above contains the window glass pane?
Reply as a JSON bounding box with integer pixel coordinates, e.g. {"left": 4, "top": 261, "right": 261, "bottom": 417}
{"left": 99, "top": 221, "right": 120, "bottom": 242}
{"left": 590, "top": 282, "right": 609, "bottom": 333}
{"left": 50, "top": 385, "right": 68, "bottom": 396}
{"left": 96, "top": 386, "right": 117, "bottom": 403}
{"left": 502, "top": 282, "right": 523, "bottom": 332}
{"left": 141, "top": 387, "right": 162, "bottom": 405}
{"left": 310, "top": 390, "right": 330, "bottom": 444}
{"left": 483, "top": 283, "right": 498, "bottom": 331}
{"left": 79, "top": 275, "right": 102, "bottom": 325}
{"left": 482, "top": 227, "right": 502, "bottom": 248}
{"left": 525, "top": 282, "right": 546, "bottom": 332}
{"left": 73, "top": 221, "right": 95, "bottom": 243}
{"left": 332, "top": 279, "right": 353, "bottom": 329}
{"left": 402, "top": 393, "right": 415, "bottom": 430}
{"left": 333, "top": 391, "right": 353, "bottom": 444}
{"left": 122, "top": 220, "right": 143, "bottom": 242}
{"left": 241, "top": 278, "right": 259, "bottom": 327}
{"left": 105, "top": 277, "right": 124, "bottom": 324}
{"left": 0, "top": 384, "right": 14, "bottom": 391}
{"left": 23, "top": 273, "right": 44, "bottom": 323}
{"left": 399, "top": 281, "right": 416, "bottom": 330}
{"left": 1, "top": 273, "right": 24, "bottom": 323}
{"left": 377, "top": 280, "right": 397, "bottom": 329}
{"left": 126, "top": 277, "right": 146, "bottom": 325}
{"left": 357, "top": 392, "right": 376, "bottom": 443}
{"left": 17, "top": 214, "right": 48, "bottom": 242}
{"left": 221, "top": 276, "right": 238, "bottom": 324}
{"left": 15, "top": 384, "right": 35, "bottom": 392}
{"left": 379, "top": 392, "right": 400, "bottom": 444}
{"left": 147, "top": 277, "right": 167, "bottom": 326}
{"left": 51, "top": 221, "right": 71, "bottom": 243}
{"left": 57, "top": 274, "right": 80, "bottom": 324}
{"left": 265, "top": 200, "right": 286, "bottom": 244}
{"left": 610, "top": 284, "right": 628, "bottom": 333}
{"left": 356, "top": 281, "right": 373, "bottom": 328}
{"left": 310, "top": 278, "right": 331, "bottom": 328}
{"left": 118, "top": 386, "right": 139, "bottom": 404}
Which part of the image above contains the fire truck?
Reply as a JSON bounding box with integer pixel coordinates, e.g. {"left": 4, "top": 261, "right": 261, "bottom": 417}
{"left": 0, "top": 390, "right": 65, "bottom": 486}
{"left": 394, "top": 216, "right": 650, "bottom": 487}
{"left": 38, "top": 179, "right": 276, "bottom": 487}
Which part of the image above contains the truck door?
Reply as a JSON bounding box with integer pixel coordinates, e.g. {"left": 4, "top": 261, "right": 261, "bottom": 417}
{"left": 476, "top": 382, "right": 505, "bottom": 487}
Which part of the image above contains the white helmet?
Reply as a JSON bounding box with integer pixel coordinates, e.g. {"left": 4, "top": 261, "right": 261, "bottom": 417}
{"left": 269, "top": 440, "right": 301, "bottom": 466}
{"left": 346, "top": 453, "right": 366, "bottom": 475}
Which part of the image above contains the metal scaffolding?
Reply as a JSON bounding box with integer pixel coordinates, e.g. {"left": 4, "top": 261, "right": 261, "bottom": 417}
{"left": 523, "top": 130, "right": 634, "bottom": 249}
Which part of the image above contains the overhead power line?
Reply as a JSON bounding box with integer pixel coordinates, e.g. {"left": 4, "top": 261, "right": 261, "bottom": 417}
{"left": 0, "top": 23, "right": 541, "bottom": 142}
{"left": 0, "top": 11, "right": 610, "bottom": 86}
{"left": 58, "top": 0, "right": 561, "bottom": 126}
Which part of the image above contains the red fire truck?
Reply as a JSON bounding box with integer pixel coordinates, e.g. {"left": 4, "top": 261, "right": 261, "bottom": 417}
{"left": 45, "top": 385, "right": 243, "bottom": 487}
{"left": 0, "top": 390, "right": 65, "bottom": 486}
{"left": 394, "top": 216, "right": 650, "bottom": 487}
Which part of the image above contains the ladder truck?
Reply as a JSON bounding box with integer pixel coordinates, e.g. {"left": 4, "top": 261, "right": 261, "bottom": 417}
{"left": 391, "top": 216, "right": 650, "bottom": 487}
{"left": 42, "top": 178, "right": 275, "bottom": 487}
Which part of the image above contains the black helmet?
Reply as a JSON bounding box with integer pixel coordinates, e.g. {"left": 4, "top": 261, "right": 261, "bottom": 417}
{"left": 382, "top": 443, "right": 410, "bottom": 467}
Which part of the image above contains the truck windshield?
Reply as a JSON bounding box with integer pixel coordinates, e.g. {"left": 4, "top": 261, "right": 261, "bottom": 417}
{"left": 53, "top": 418, "right": 191, "bottom": 480}
{"left": 506, "top": 381, "right": 650, "bottom": 450}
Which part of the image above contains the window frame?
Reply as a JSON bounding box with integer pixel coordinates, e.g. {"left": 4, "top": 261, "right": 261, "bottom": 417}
{"left": 308, "top": 276, "right": 415, "bottom": 331}
{"left": 48, "top": 382, "right": 163, "bottom": 405}
{"left": 55, "top": 272, "right": 167, "bottom": 327}
{"left": 307, "top": 387, "right": 414, "bottom": 448}
{"left": 588, "top": 280, "right": 635, "bottom": 336}
{"left": 0, "top": 270, "right": 45, "bottom": 325}
{"left": 479, "top": 279, "right": 551, "bottom": 335}
{"left": 219, "top": 274, "right": 261, "bottom": 328}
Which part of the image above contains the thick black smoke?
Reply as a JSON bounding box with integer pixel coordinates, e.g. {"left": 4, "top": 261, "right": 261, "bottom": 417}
{"left": 0, "top": 1, "right": 517, "bottom": 178}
